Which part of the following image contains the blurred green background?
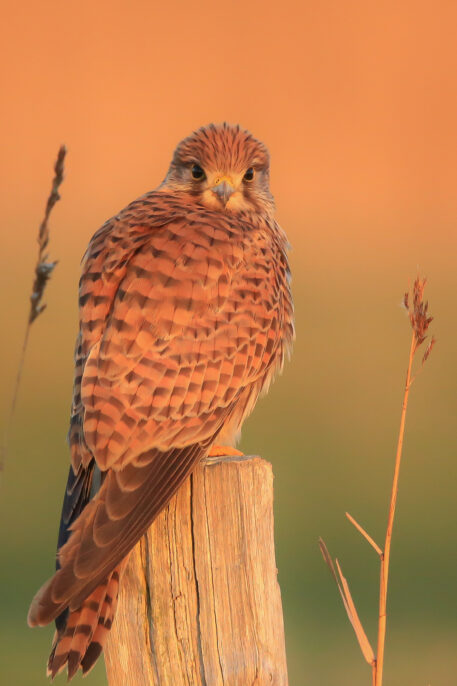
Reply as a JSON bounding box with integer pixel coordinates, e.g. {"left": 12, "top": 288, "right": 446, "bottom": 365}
{"left": 1, "top": 1, "right": 456, "bottom": 684}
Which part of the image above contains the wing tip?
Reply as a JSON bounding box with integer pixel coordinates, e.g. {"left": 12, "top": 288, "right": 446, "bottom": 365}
{"left": 28, "top": 576, "right": 64, "bottom": 628}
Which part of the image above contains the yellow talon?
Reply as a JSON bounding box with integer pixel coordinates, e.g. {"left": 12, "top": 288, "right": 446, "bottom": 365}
{"left": 207, "top": 445, "right": 244, "bottom": 457}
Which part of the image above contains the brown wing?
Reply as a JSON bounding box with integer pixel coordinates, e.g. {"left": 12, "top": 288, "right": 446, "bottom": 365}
{"left": 29, "top": 442, "right": 212, "bottom": 627}
{"left": 71, "top": 200, "right": 293, "bottom": 473}
{"left": 29, "top": 194, "right": 293, "bottom": 627}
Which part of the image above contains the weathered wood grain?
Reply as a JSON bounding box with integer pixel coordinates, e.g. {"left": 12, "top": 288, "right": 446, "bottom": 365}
{"left": 105, "top": 454, "right": 289, "bottom": 685}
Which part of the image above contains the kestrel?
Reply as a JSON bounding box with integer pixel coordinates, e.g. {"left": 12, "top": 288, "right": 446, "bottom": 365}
{"left": 28, "top": 123, "right": 294, "bottom": 679}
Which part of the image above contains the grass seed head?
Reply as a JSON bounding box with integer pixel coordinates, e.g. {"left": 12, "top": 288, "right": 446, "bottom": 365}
{"left": 29, "top": 145, "right": 66, "bottom": 324}
{"left": 405, "top": 277, "right": 435, "bottom": 359}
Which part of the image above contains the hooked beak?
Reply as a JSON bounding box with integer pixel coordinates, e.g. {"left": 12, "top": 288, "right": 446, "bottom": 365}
{"left": 211, "top": 179, "right": 235, "bottom": 206}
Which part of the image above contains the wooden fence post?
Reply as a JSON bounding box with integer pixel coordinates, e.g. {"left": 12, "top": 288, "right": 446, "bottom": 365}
{"left": 104, "top": 454, "right": 289, "bottom": 686}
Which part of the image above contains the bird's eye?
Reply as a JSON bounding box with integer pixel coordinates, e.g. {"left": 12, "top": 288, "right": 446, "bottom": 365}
{"left": 191, "top": 164, "right": 205, "bottom": 180}
{"left": 244, "top": 167, "right": 255, "bottom": 181}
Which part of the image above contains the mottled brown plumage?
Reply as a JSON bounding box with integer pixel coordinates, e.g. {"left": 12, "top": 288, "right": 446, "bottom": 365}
{"left": 28, "top": 123, "right": 294, "bottom": 679}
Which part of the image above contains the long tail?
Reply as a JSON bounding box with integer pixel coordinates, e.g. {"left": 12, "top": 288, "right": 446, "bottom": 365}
{"left": 46, "top": 559, "right": 127, "bottom": 680}
{"left": 29, "top": 442, "right": 211, "bottom": 679}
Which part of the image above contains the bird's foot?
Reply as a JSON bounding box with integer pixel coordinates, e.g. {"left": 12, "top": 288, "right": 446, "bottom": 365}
{"left": 207, "top": 445, "right": 244, "bottom": 457}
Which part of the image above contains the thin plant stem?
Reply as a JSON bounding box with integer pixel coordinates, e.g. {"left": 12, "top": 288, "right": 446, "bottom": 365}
{"left": 375, "top": 330, "right": 416, "bottom": 686}
{"left": 0, "top": 145, "right": 66, "bottom": 479}
{"left": 346, "top": 512, "right": 383, "bottom": 558}
{"left": 1, "top": 324, "right": 32, "bottom": 472}
{"left": 320, "top": 277, "right": 434, "bottom": 686}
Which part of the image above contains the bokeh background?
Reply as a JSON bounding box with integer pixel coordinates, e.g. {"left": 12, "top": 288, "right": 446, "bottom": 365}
{"left": 1, "top": 1, "right": 456, "bottom": 684}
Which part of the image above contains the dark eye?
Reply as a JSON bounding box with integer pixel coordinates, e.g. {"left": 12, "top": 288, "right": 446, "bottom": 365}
{"left": 244, "top": 167, "right": 255, "bottom": 181}
{"left": 191, "top": 164, "right": 205, "bottom": 180}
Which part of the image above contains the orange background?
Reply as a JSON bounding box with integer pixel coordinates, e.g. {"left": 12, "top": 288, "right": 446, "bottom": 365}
{"left": 1, "top": 1, "right": 456, "bottom": 684}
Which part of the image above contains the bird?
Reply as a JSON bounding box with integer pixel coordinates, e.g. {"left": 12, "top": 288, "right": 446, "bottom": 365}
{"left": 28, "top": 122, "right": 294, "bottom": 680}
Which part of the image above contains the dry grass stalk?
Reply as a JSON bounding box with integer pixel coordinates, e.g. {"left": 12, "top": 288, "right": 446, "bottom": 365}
{"left": 1, "top": 145, "right": 66, "bottom": 475}
{"left": 321, "top": 277, "right": 435, "bottom": 686}
{"left": 319, "top": 539, "right": 375, "bottom": 666}
{"left": 345, "top": 512, "right": 383, "bottom": 558}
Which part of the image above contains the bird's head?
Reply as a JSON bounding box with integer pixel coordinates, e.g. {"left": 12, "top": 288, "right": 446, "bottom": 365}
{"left": 163, "top": 123, "right": 275, "bottom": 217}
